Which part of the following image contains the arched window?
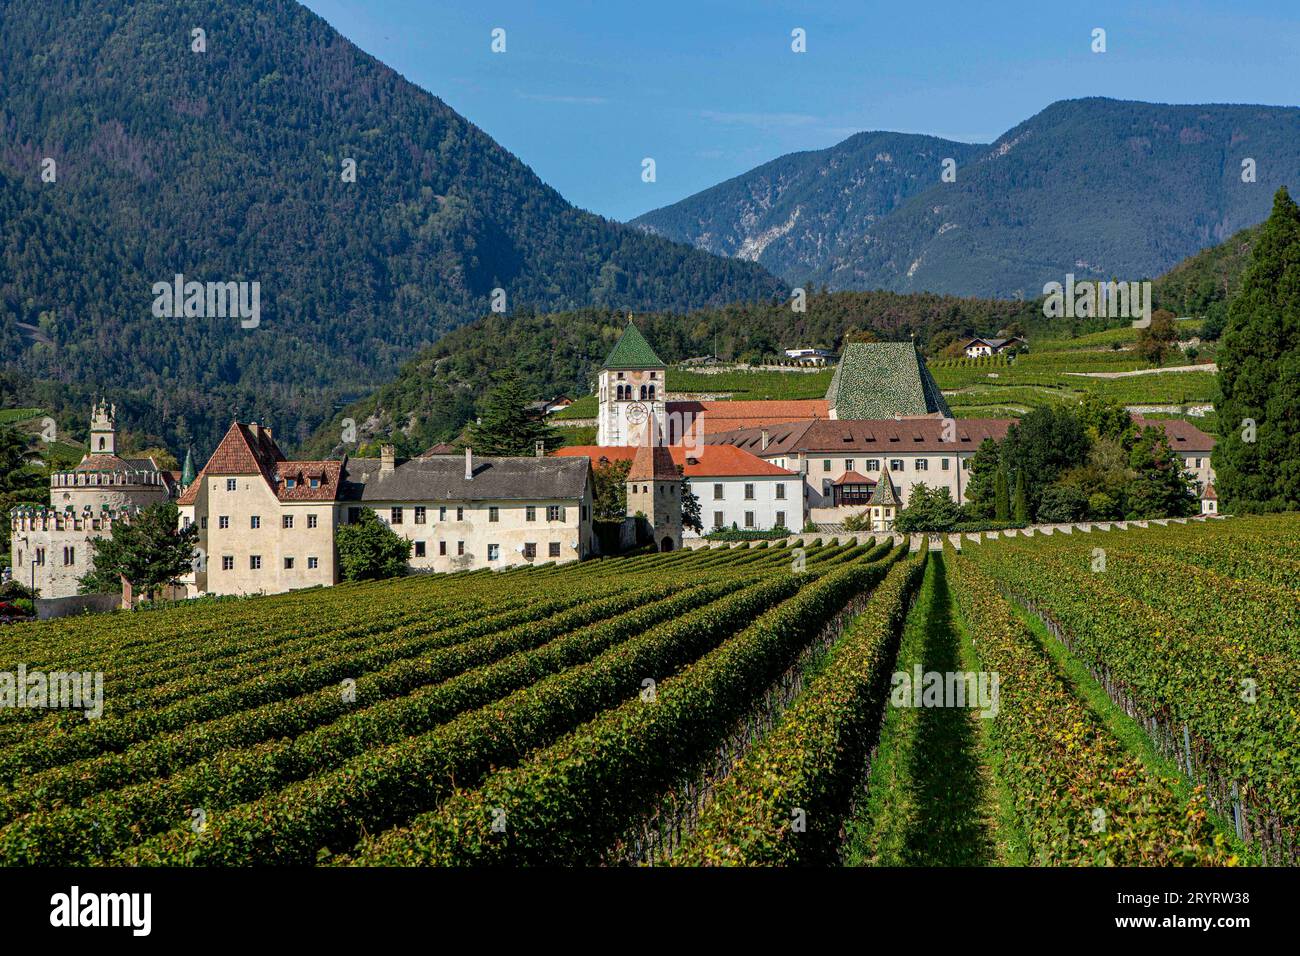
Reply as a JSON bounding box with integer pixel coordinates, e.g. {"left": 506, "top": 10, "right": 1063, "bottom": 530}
{"left": 639, "top": 385, "right": 647, "bottom": 400}
{"left": 98, "top": 437, "right": 105, "bottom": 450}
{"left": 648, "top": 384, "right": 655, "bottom": 400}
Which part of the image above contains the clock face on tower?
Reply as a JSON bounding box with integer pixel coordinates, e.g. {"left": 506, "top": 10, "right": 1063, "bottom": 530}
{"left": 626, "top": 402, "right": 648, "bottom": 425}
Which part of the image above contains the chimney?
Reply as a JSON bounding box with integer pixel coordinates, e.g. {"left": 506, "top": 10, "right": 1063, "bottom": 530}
{"left": 760, "top": 429, "right": 769, "bottom": 451}
{"left": 249, "top": 422, "right": 261, "bottom": 441}
{"left": 380, "top": 444, "right": 395, "bottom": 474}
{"left": 464, "top": 447, "right": 474, "bottom": 480}
{"left": 535, "top": 440, "right": 545, "bottom": 458}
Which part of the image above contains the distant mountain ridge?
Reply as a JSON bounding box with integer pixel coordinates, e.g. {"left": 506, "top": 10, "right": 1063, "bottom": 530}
{"left": 633, "top": 98, "right": 1300, "bottom": 299}
{"left": 0, "top": 0, "right": 783, "bottom": 454}
{"left": 632, "top": 132, "right": 983, "bottom": 282}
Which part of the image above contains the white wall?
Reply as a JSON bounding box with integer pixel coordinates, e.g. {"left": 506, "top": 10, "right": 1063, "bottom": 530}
{"left": 689, "top": 475, "right": 803, "bottom": 536}
{"left": 357, "top": 488, "right": 595, "bottom": 572}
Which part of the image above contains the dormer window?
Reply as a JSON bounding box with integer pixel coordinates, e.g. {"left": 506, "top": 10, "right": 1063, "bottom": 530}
{"left": 286, "top": 478, "right": 296, "bottom": 489}
{"left": 310, "top": 478, "right": 320, "bottom": 488}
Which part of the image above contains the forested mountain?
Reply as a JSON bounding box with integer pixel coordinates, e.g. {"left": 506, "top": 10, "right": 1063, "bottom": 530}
{"left": 635, "top": 98, "right": 1299, "bottom": 299}
{"left": 631, "top": 132, "right": 983, "bottom": 283}
{"left": 1151, "top": 222, "right": 1261, "bottom": 316}
{"left": 0, "top": 0, "right": 783, "bottom": 455}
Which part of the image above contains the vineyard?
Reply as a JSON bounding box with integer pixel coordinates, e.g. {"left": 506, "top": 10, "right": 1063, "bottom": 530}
{"left": 0, "top": 516, "right": 1293, "bottom": 866}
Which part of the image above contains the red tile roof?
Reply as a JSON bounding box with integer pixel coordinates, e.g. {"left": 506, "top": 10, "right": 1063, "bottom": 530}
{"left": 178, "top": 422, "right": 341, "bottom": 504}
{"left": 1132, "top": 415, "right": 1216, "bottom": 453}
{"left": 1202, "top": 483, "right": 1218, "bottom": 500}
{"left": 554, "top": 445, "right": 796, "bottom": 478}
{"left": 833, "top": 470, "right": 876, "bottom": 486}
{"left": 708, "top": 417, "right": 1015, "bottom": 455}
{"left": 667, "top": 399, "right": 829, "bottom": 435}
{"left": 628, "top": 443, "right": 678, "bottom": 482}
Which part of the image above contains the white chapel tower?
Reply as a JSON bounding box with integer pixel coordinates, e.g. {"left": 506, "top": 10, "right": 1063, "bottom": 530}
{"left": 597, "top": 319, "right": 667, "bottom": 447}
{"left": 89, "top": 398, "right": 117, "bottom": 455}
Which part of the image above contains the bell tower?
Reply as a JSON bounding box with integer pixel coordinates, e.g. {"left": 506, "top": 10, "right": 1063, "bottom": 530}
{"left": 89, "top": 398, "right": 117, "bottom": 455}
{"left": 597, "top": 317, "right": 667, "bottom": 447}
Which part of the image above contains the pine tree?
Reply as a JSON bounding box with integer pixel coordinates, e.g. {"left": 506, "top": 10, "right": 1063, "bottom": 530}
{"left": 1215, "top": 186, "right": 1300, "bottom": 511}
{"left": 994, "top": 463, "right": 1010, "bottom": 521}
{"left": 1013, "top": 470, "right": 1028, "bottom": 525}
{"left": 465, "top": 369, "right": 561, "bottom": 456}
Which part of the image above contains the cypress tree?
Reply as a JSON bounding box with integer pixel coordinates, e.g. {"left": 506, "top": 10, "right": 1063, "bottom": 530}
{"left": 1013, "top": 469, "right": 1029, "bottom": 525}
{"left": 1214, "top": 186, "right": 1300, "bottom": 511}
{"left": 994, "top": 464, "right": 1010, "bottom": 521}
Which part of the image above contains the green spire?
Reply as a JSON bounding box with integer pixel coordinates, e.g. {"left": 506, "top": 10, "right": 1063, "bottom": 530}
{"left": 602, "top": 321, "right": 665, "bottom": 370}
{"left": 181, "top": 448, "right": 195, "bottom": 486}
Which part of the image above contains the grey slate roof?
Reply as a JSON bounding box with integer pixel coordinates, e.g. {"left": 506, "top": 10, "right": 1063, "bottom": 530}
{"left": 341, "top": 455, "right": 590, "bottom": 502}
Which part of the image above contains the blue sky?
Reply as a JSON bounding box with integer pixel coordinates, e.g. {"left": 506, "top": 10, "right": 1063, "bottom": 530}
{"left": 301, "top": 0, "right": 1299, "bottom": 222}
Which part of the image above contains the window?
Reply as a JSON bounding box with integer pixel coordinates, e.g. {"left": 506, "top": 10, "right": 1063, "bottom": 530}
{"left": 845, "top": 460, "right": 854, "bottom": 473}
{"left": 776, "top": 511, "right": 786, "bottom": 527}
{"left": 457, "top": 541, "right": 465, "bottom": 556}
{"left": 941, "top": 458, "right": 950, "bottom": 471}
{"left": 35, "top": 548, "right": 45, "bottom": 566}
{"left": 250, "top": 515, "right": 260, "bottom": 529}
{"left": 283, "top": 515, "right": 293, "bottom": 529}
{"left": 744, "top": 483, "right": 755, "bottom": 500}
{"left": 962, "top": 458, "right": 972, "bottom": 471}
{"left": 776, "top": 484, "right": 786, "bottom": 500}
{"left": 488, "top": 506, "right": 499, "bottom": 523}
{"left": 219, "top": 516, "right": 229, "bottom": 529}
{"left": 526, "top": 506, "right": 536, "bottom": 522}
{"left": 390, "top": 507, "right": 403, "bottom": 525}
{"left": 581, "top": 504, "right": 589, "bottom": 520}
{"left": 414, "top": 541, "right": 426, "bottom": 557}
{"left": 307, "top": 556, "right": 318, "bottom": 569}
{"left": 348, "top": 507, "right": 361, "bottom": 524}
{"left": 63, "top": 546, "right": 75, "bottom": 566}
{"left": 439, "top": 506, "right": 447, "bottom": 521}
{"left": 650, "top": 371, "right": 657, "bottom": 379}
{"left": 309, "top": 478, "right": 320, "bottom": 488}
{"left": 439, "top": 541, "right": 447, "bottom": 556}
{"left": 713, "top": 483, "right": 724, "bottom": 500}
{"left": 307, "top": 514, "right": 318, "bottom": 529}
{"left": 221, "top": 556, "right": 234, "bottom": 571}
{"left": 201, "top": 517, "right": 208, "bottom": 529}
{"left": 284, "top": 557, "right": 295, "bottom": 570}
{"left": 890, "top": 460, "right": 903, "bottom": 471}
{"left": 823, "top": 459, "right": 832, "bottom": 472}
{"left": 182, "top": 516, "right": 191, "bottom": 529}
{"left": 226, "top": 479, "right": 237, "bottom": 491}
{"left": 456, "top": 507, "right": 464, "bottom": 521}
{"left": 488, "top": 544, "right": 500, "bottom": 561}
{"left": 249, "top": 555, "right": 262, "bottom": 570}
{"left": 916, "top": 459, "right": 929, "bottom": 471}
{"left": 547, "top": 505, "right": 563, "bottom": 522}
{"left": 524, "top": 543, "right": 537, "bottom": 559}
{"left": 866, "top": 459, "right": 880, "bottom": 472}
{"left": 744, "top": 511, "right": 755, "bottom": 528}
{"left": 548, "top": 542, "right": 561, "bottom": 558}
{"left": 713, "top": 511, "right": 724, "bottom": 529}
{"left": 1194, "top": 457, "right": 1203, "bottom": 468}
{"left": 648, "top": 384, "right": 656, "bottom": 400}
{"left": 414, "top": 506, "right": 426, "bottom": 525}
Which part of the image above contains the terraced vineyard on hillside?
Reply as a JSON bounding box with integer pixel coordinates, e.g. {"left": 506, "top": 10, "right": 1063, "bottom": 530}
{"left": 0, "top": 516, "right": 1294, "bottom": 867}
